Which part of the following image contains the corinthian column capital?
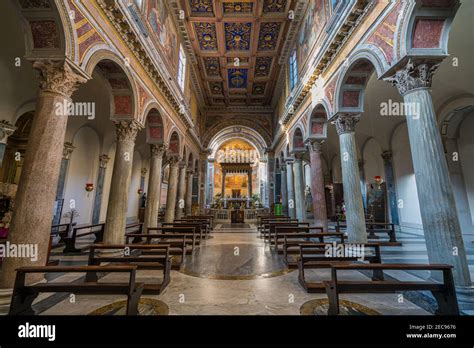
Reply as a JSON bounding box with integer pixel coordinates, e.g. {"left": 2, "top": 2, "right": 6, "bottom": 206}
{"left": 383, "top": 59, "right": 441, "bottom": 96}
{"left": 306, "top": 139, "right": 324, "bottom": 153}
{"left": 0, "top": 120, "right": 16, "bottom": 144}
{"left": 99, "top": 154, "right": 110, "bottom": 168}
{"left": 33, "top": 60, "right": 88, "bottom": 99}
{"left": 62, "top": 142, "right": 75, "bottom": 159}
{"left": 150, "top": 143, "right": 167, "bottom": 159}
{"left": 331, "top": 114, "right": 360, "bottom": 135}
{"left": 115, "top": 120, "right": 143, "bottom": 145}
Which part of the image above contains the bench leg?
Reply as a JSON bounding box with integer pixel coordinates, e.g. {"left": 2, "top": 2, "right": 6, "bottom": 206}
{"left": 62, "top": 239, "right": 81, "bottom": 254}
{"left": 388, "top": 230, "right": 397, "bottom": 243}
{"left": 9, "top": 291, "right": 37, "bottom": 315}
{"left": 324, "top": 282, "right": 340, "bottom": 315}
{"left": 126, "top": 286, "right": 144, "bottom": 316}
{"left": 431, "top": 290, "right": 459, "bottom": 315}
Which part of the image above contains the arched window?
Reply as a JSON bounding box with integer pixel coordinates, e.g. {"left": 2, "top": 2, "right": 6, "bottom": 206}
{"left": 289, "top": 50, "right": 298, "bottom": 91}
{"left": 177, "top": 45, "right": 187, "bottom": 91}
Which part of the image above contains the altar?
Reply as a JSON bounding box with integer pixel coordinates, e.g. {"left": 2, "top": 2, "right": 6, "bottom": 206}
{"left": 231, "top": 210, "right": 245, "bottom": 223}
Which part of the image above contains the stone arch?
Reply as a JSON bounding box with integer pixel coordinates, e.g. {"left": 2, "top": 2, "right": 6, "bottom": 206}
{"left": 187, "top": 152, "right": 194, "bottom": 169}
{"left": 143, "top": 105, "right": 165, "bottom": 145}
{"left": 203, "top": 120, "right": 272, "bottom": 148}
{"left": 291, "top": 127, "right": 305, "bottom": 153}
{"left": 83, "top": 49, "right": 138, "bottom": 121}
{"left": 168, "top": 130, "right": 181, "bottom": 157}
{"left": 208, "top": 126, "right": 267, "bottom": 159}
{"left": 306, "top": 102, "right": 330, "bottom": 141}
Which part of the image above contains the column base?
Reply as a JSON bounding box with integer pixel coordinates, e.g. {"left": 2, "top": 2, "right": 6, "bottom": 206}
{"left": 0, "top": 288, "right": 13, "bottom": 315}
{"left": 456, "top": 285, "right": 474, "bottom": 313}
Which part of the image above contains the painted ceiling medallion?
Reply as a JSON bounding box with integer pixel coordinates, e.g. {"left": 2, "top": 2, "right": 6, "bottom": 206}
{"left": 255, "top": 56, "right": 273, "bottom": 77}
{"left": 263, "top": 0, "right": 287, "bottom": 13}
{"left": 252, "top": 82, "right": 266, "bottom": 95}
{"left": 194, "top": 22, "right": 218, "bottom": 50}
{"left": 258, "top": 22, "right": 281, "bottom": 50}
{"left": 189, "top": 0, "right": 214, "bottom": 15}
{"left": 203, "top": 57, "right": 221, "bottom": 76}
{"left": 225, "top": 22, "right": 252, "bottom": 51}
{"left": 228, "top": 69, "right": 248, "bottom": 88}
{"left": 209, "top": 81, "right": 224, "bottom": 95}
{"left": 223, "top": 2, "right": 254, "bottom": 14}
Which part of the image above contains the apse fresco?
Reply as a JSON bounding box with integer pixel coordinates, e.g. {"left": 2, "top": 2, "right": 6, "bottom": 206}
{"left": 297, "top": 0, "right": 327, "bottom": 70}
{"left": 147, "top": 0, "right": 178, "bottom": 71}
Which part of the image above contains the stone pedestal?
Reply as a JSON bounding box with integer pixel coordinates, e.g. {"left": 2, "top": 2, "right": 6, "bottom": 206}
{"left": 280, "top": 167, "right": 288, "bottom": 214}
{"left": 164, "top": 157, "right": 180, "bottom": 223}
{"left": 144, "top": 144, "right": 166, "bottom": 231}
{"left": 385, "top": 60, "right": 472, "bottom": 290}
{"left": 307, "top": 140, "right": 328, "bottom": 231}
{"left": 103, "top": 120, "right": 142, "bottom": 245}
{"left": 0, "top": 60, "right": 88, "bottom": 288}
{"left": 293, "top": 153, "right": 306, "bottom": 222}
{"left": 185, "top": 169, "right": 194, "bottom": 216}
{"left": 285, "top": 159, "right": 296, "bottom": 219}
{"left": 175, "top": 163, "right": 187, "bottom": 219}
{"left": 92, "top": 155, "right": 110, "bottom": 224}
{"left": 331, "top": 114, "right": 367, "bottom": 243}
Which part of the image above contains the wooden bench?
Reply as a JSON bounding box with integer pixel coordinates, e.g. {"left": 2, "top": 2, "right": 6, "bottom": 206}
{"left": 9, "top": 265, "right": 143, "bottom": 315}
{"left": 185, "top": 215, "right": 214, "bottom": 229}
{"left": 261, "top": 219, "right": 299, "bottom": 240}
{"left": 162, "top": 223, "right": 203, "bottom": 244}
{"left": 269, "top": 223, "right": 312, "bottom": 245}
{"left": 87, "top": 244, "right": 172, "bottom": 294}
{"left": 62, "top": 223, "right": 105, "bottom": 254}
{"left": 283, "top": 232, "right": 346, "bottom": 266}
{"left": 324, "top": 263, "right": 459, "bottom": 315}
{"left": 366, "top": 222, "right": 397, "bottom": 242}
{"left": 51, "top": 222, "right": 75, "bottom": 246}
{"left": 298, "top": 242, "right": 383, "bottom": 293}
{"left": 148, "top": 226, "right": 197, "bottom": 251}
{"left": 174, "top": 219, "right": 210, "bottom": 238}
{"left": 274, "top": 226, "right": 327, "bottom": 248}
{"left": 125, "top": 233, "right": 188, "bottom": 268}
{"left": 125, "top": 222, "right": 143, "bottom": 234}
{"left": 257, "top": 216, "right": 292, "bottom": 237}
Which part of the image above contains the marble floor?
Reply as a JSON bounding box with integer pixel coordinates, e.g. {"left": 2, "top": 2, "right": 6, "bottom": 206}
{"left": 37, "top": 224, "right": 440, "bottom": 316}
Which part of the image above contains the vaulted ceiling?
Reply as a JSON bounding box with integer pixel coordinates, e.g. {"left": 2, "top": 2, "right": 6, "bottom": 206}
{"left": 182, "top": 0, "right": 295, "bottom": 107}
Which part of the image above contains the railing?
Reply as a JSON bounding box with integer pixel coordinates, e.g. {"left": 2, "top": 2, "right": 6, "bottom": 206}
{"left": 211, "top": 209, "right": 265, "bottom": 223}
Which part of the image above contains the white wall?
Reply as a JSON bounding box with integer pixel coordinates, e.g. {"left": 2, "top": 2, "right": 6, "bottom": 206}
{"left": 458, "top": 114, "right": 474, "bottom": 224}
{"left": 391, "top": 123, "right": 423, "bottom": 233}
{"left": 363, "top": 138, "right": 385, "bottom": 184}
{"left": 63, "top": 127, "right": 100, "bottom": 225}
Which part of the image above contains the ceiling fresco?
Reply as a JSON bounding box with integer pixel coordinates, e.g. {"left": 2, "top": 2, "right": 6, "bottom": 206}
{"left": 183, "top": 0, "right": 294, "bottom": 107}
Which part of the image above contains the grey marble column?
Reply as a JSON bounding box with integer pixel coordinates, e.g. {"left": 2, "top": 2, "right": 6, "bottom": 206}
{"left": 164, "top": 157, "right": 180, "bottom": 223}
{"left": 0, "top": 60, "right": 87, "bottom": 288}
{"left": 293, "top": 153, "right": 306, "bottom": 222}
{"left": 103, "top": 120, "right": 142, "bottom": 245}
{"left": 185, "top": 168, "right": 194, "bottom": 216}
{"left": 331, "top": 114, "right": 367, "bottom": 243}
{"left": 0, "top": 121, "right": 16, "bottom": 166}
{"left": 207, "top": 159, "right": 215, "bottom": 206}
{"left": 308, "top": 140, "right": 328, "bottom": 231}
{"left": 52, "top": 142, "right": 75, "bottom": 225}
{"left": 92, "top": 154, "right": 110, "bottom": 224}
{"left": 266, "top": 151, "right": 275, "bottom": 207}
{"left": 385, "top": 60, "right": 472, "bottom": 291}
{"left": 198, "top": 151, "right": 208, "bottom": 210}
{"left": 175, "top": 162, "right": 187, "bottom": 219}
{"left": 144, "top": 144, "right": 166, "bottom": 231}
{"left": 445, "top": 139, "right": 472, "bottom": 236}
{"left": 358, "top": 159, "right": 367, "bottom": 211}
{"left": 280, "top": 166, "right": 288, "bottom": 214}
{"left": 381, "top": 151, "right": 400, "bottom": 226}
{"left": 285, "top": 158, "right": 296, "bottom": 219}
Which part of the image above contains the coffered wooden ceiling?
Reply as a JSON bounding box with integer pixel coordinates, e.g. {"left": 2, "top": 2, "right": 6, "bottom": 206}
{"left": 183, "top": 0, "right": 295, "bottom": 107}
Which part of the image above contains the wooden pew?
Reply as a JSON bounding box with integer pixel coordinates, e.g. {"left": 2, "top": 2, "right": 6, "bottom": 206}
{"left": 257, "top": 216, "right": 291, "bottom": 237}
{"left": 125, "top": 222, "right": 143, "bottom": 234}
{"left": 125, "top": 233, "right": 188, "bottom": 268}
{"left": 62, "top": 223, "right": 105, "bottom": 254}
{"left": 261, "top": 219, "right": 299, "bottom": 240}
{"left": 274, "top": 226, "right": 326, "bottom": 248}
{"left": 174, "top": 219, "right": 209, "bottom": 238}
{"left": 162, "top": 222, "right": 203, "bottom": 245}
{"left": 185, "top": 215, "right": 214, "bottom": 229}
{"left": 324, "top": 263, "right": 459, "bottom": 315}
{"left": 297, "top": 242, "right": 383, "bottom": 293}
{"left": 51, "top": 222, "right": 75, "bottom": 246}
{"left": 269, "top": 222, "right": 311, "bottom": 245}
{"left": 9, "top": 265, "right": 143, "bottom": 315}
{"left": 282, "top": 232, "right": 346, "bottom": 267}
{"left": 87, "top": 244, "right": 172, "bottom": 294}
{"left": 148, "top": 226, "right": 197, "bottom": 251}
{"left": 366, "top": 222, "right": 397, "bottom": 242}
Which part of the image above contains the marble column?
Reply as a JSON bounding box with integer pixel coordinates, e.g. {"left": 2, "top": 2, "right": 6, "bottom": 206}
{"left": 185, "top": 168, "right": 194, "bottom": 216}
{"left": 0, "top": 121, "right": 16, "bottom": 166}
{"left": 285, "top": 158, "right": 296, "bottom": 219}
{"left": 293, "top": 152, "right": 306, "bottom": 222}
{"left": 144, "top": 144, "right": 166, "bottom": 231}
{"left": 358, "top": 159, "right": 367, "bottom": 211}
{"left": 385, "top": 60, "right": 472, "bottom": 290}
{"left": 207, "top": 159, "right": 215, "bottom": 205}
{"left": 175, "top": 162, "right": 187, "bottom": 219}
{"left": 0, "top": 60, "right": 87, "bottom": 288}
{"left": 445, "top": 138, "right": 472, "bottom": 236}
{"left": 92, "top": 154, "right": 110, "bottom": 224}
{"left": 307, "top": 140, "right": 328, "bottom": 231}
{"left": 221, "top": 168, "right": 226, "bottom": 197}
{"left": 198, "top": 151, "right": 208, "bottom": 210}
{"left": 381, "top": 151, "right": 400, "bottom": 226}
{"left": 266, "top": 151, "right": 275, "bottom": 207}
{"left": 331, "top": 114, "right": 367, "bottom": 243}
{"left": 280, "top": 166, "right": 288, "bottom": 214}
{"left": 52, "top": 142, "right": 75, "bottom": 225}
{"left": 164, "top": 156, "right": 180, "bottom": 223}
{"left": 103, "top": 120, "right": 142, "bottom": 245}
